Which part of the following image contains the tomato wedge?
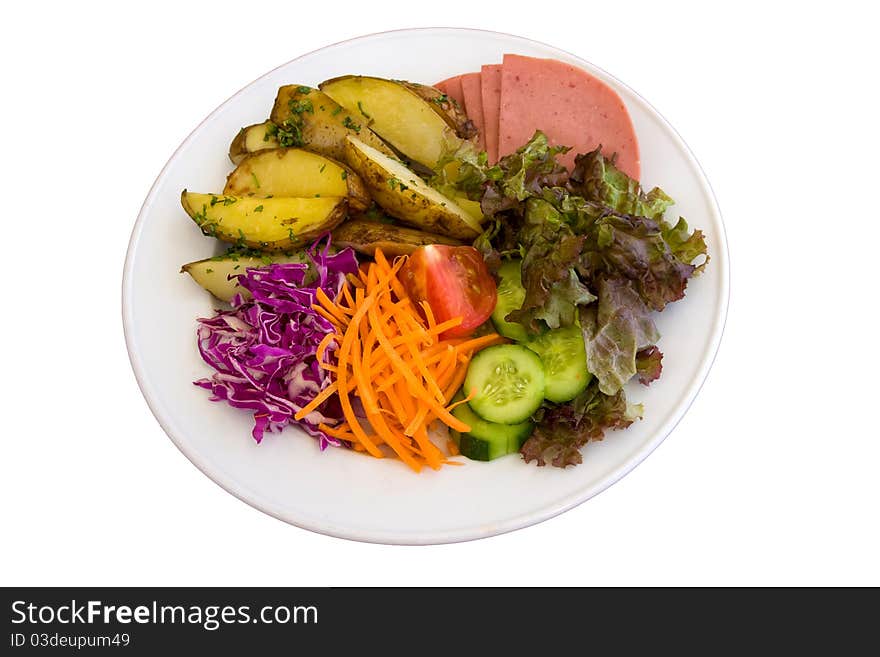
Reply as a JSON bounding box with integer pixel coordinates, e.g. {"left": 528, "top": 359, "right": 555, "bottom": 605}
{"left": 398, "top": 245, "right": 497, "bottom": 338}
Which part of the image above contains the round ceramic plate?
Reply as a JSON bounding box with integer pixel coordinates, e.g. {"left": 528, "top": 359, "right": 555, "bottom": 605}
{"left": 123, "top": 28, "right": 729, "bottom": 544}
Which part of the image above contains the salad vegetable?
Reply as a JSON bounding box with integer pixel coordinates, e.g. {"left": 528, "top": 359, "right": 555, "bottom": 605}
{"left": 398, "top": 244, "right": 497, "bottom": 339}
{"left": 306, "top": 249, "right": 505, "bottom": 471}
{"left": 450, "top": 397, "right": 534, "bottom": 461}
{"left": 194, "top": 240, "right": 358, "bottom": 447}
{"left": 464, "top": 344, "right": 545, "bottom": 424}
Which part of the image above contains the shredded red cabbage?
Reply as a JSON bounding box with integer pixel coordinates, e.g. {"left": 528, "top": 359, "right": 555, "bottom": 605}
{"left": 194, "top": 239, "right": 358, "bottom": 449}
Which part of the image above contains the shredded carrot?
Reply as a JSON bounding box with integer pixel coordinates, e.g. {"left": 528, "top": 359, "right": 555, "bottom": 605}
{"left": 294, "top": 382, "right": 339, "bottom": 420}
{"left": 315, "top": 332, "right": 339, "bottom": 364}
{"left": 309, "top": 249, "right": 504, "bottom": 472}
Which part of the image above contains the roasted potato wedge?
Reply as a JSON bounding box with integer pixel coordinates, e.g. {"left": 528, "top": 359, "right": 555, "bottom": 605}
{"left": 332, "top": 220, "right": 463, "bottom": 257}
{"left": 320, "top": 76, "right": 462, "bottom": 170}
{"left": 228, "top": 121, "right": 280, "bottom": 164}
{"left": 182, "top": 252, "right": 307, "bottom": 302}
{"left": 181, "top": 191, "right": 347, "bottom": 251}
{"left": 269, "top": 85, "right": 394, "bottom": 162}
{"left": 223, "top": 148, "right": 371, "bottom": 212}
{"left": 399, "top": 81, "right": 476, "bottom": 140}
{"left": 343, "top": 137, "right": 481, "bottom": 239}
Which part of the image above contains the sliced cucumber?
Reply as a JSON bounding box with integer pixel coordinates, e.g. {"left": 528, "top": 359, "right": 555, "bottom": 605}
{"left": 491, "top": 259, "right": 529, "bottom": 342}
{"left": 464, "top": 344, "right": 544, "bottom": 424}
{"left": 450, "top": 400, "right": 533, "bottom": 461}
{"left": 526, "top": 325, "right": 592, "bottom": 403}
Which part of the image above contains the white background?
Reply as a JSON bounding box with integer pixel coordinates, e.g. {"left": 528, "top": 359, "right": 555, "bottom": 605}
{"left": 2, "top": 1, "right": 877, "bottom": 586}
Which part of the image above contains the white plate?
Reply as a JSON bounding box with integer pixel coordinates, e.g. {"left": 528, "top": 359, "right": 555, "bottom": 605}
{"left": 123, "top": 28, "right": 729, "bottom": 545}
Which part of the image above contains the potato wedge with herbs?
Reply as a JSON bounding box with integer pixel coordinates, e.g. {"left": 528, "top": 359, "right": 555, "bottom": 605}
{"left": 320, "top": 76, "right": 463, "bottom": 170}
{"left": 332, "top": 220, "right": 463, "bottom": 257}
{"left": 343, "top": 136, "right": 481, "bottom": 239}
{"left": 398, "top": 81, "right": 476, "bottom": 140}
{"left": 222, "top": 148, "right": 371, "bottom": 212}
{"left": 181, "top": 191, "right": 347, "bottom": 251}
{"left": 182, "top": 252, "right": 307, "bottom": 302}
{"left": 269, "top": 85, "right": 394, "bottom": 162}
{"left": 228, "top": 121, "right": 279, "bottom": 164}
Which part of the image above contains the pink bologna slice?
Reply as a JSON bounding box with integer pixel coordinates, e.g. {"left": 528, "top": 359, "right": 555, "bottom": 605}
{"left": 480, "top": 64, "right": 502, "bottom": 162}
{"left": 459, "top": 72, "right": 486, "bottom": 151}
{"left": 498, "top": 54, "right": 640, "bottom": 178}
{"left": 435, "top": 75, "right": 466, "bottom": 111}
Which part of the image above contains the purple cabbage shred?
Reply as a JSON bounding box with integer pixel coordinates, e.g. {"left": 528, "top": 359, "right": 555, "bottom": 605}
{"left": 193, "top": 238, "right": 358, "bottom": 449}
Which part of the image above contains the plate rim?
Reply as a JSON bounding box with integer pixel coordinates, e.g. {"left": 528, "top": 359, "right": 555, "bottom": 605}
{"left": 122, "top": 26, "right": 730, "bottom": 545}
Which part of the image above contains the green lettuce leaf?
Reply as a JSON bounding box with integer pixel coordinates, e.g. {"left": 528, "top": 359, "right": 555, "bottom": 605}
{"left": 479, "top": 131, "right": 570, "bottom": 219}
{"left": 568, "top": 148, "right": 673, "bottom": 220}
{"left": 497, "top": 131, "right": 570, "bottom": 201}
{"left": 662, "top": 217, "right": 709, "bottom": 274}
{"left": 566, "top": 149, "right": 709, "bottom": 304}
{"left": 431, "top": 130, "right": 569, "bottom": 210}
{"left": 429, "top": 140, "right": 494, "bottom": 201}
{"left": 505, "top": 198, "right": 596, "bottom": 331}
{"left": 521, "top": 380, "right": 641, "bottom": 467}
{"left": 576, "top": 211, "right": 701, "bottom": 312}
{"left": 635, "top": 346, "right": 663, "bottom": 386}
{"left": 580, "top": 277, "right": 660, "bottom": 395}
{"left": 467, "top": 131, "right": 570, "bottom": 273}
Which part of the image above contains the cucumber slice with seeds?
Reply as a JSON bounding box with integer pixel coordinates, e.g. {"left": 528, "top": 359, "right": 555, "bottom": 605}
{"left": 491, "top": 259, "right": 529, "bottom": 342}
{"left": 464, "top": 344, "right": 544, "bottom": 424}
{"left": 526, "top": 325, "right": 592, "bottom": 403}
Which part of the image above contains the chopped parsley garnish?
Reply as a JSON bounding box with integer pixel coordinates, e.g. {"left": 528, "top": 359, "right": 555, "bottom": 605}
{"left": 342, "top": 116, "right": 361, "bottom": 133}
{"left": 210, "top": 195, "right": 236, "bottom": 207}
{"left": 296, "top": 85, "right": 312, "bottom": 94}
{"left": 331, "top": 106, "right": 343, "bottom": 116}
{"left": 211, "top": 246, "right": 271, "bottom": 262}
{"left": 432, "top": 93, "right": 449, "bottom": 106}
{"left": 319, "top": 164, "right": 326, "bottom": 173}
{"left": 387, "top": 177, "right": 400, "bottom": 190}
{"left": 357, "top": 101, "right": 371, "bottom": 119}
{"left": 251, "top": 172, "right": 260, "bottom": 189}
{"left": 288, "top": 98, "right": 314, "bottom": 115}
{"left": 341, "top": 170, "right": 348, "bottom": 180}
{"left": 254, "top": 205, "right": 264, "bottom": 213}
{"left": 205, "top": 268, "right": 214, "bottom": 274}
{"left": 270, "top": 97, "right": 315, "bottom": 148}
{"left": 193, "top": 204, "right": 209, "bottom": 225}
{"left": 275, "top": 123, "right": 302, "bottom": 147}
